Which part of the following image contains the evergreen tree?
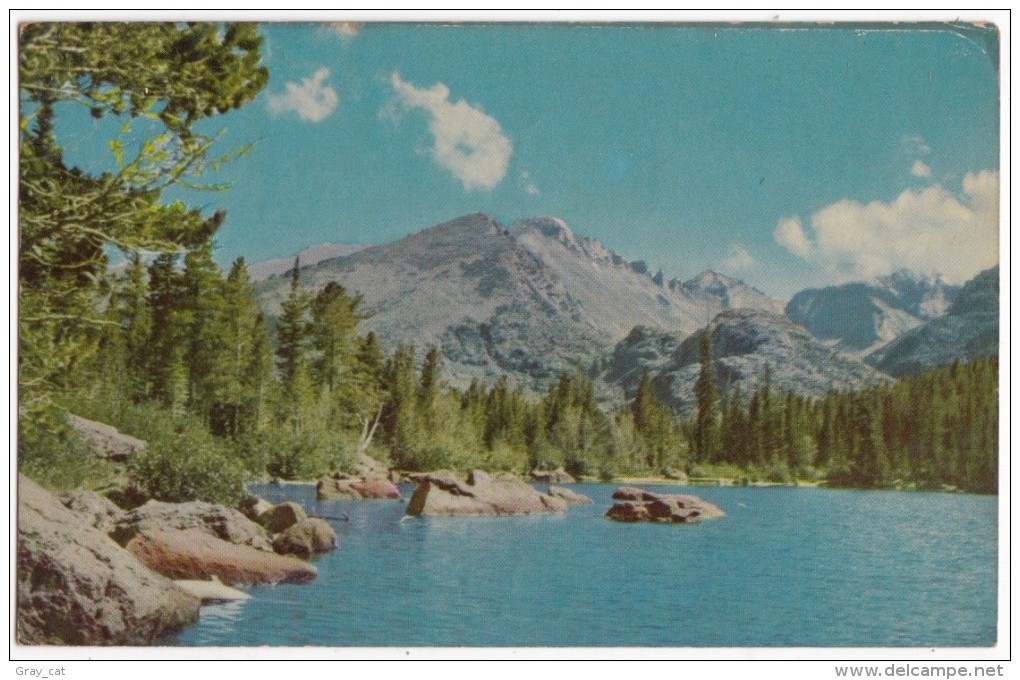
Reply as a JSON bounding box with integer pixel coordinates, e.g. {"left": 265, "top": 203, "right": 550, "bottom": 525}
{"left": 694, "top": 333, "right": 720, "bottom": 462}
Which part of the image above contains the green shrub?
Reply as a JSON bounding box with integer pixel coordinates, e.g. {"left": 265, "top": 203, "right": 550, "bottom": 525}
{"left": 127, "top": 420, "right": 246, "bottom": 506}
{"left": 264, "top": 427, "right": 344, "bottom": 480}
{"left": 18, "top": 412, "right": 116, "bottom": 492}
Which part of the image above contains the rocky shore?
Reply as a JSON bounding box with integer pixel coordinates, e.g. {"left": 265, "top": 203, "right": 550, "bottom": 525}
{"left": 16, "top": 473, "right": 337, "bottom": 645}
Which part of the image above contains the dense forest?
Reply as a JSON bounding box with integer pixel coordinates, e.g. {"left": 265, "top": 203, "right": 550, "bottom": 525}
{"left": 18, "top": 23, "right": 998, "bottom": 504}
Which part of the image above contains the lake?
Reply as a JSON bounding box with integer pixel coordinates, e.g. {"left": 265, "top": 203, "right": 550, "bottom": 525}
{"left": 171, "top": 483, "right": 997, "bottom": 647}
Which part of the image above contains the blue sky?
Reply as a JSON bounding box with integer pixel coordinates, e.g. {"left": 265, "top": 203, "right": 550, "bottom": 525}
{"left": 60, "top": 21, "right": 1000, "bottom": 299}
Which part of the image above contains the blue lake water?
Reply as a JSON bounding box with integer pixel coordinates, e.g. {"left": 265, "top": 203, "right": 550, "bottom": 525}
{"left": 171, "top": 483, "right": 997, "bottom": 647}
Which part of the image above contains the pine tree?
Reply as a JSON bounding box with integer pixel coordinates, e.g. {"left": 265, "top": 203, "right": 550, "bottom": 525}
{"left": 694, "top": 332, "right": 720, "bottom": 462}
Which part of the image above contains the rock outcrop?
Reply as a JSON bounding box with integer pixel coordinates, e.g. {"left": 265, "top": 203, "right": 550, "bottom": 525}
{"left": 406, "top": 470, "right": 568, "bottom": 517}
{"left": 126, "top": 528, "right": 317, "bottom": 585}
{"left": 547, "top": 485, "right": 593, "bottom": 505}
{"left": 530, "top": 467, "right": 576, "bottom": 484}
{"left": 256, "top": 501, "right": 307, "bottom": 534}
{"left": 111, "top": 500, "right": 274, "bottom": 552}
{"left": 17, "top": 475, "right": 200, "bottom": 645}
{"left": 62, "top": 488, "right": 125, "bottom": 533}
{"left": 272, "top": 518, "right": 338, "bottom": 556}
{"left": 317, "top": 477, "right": 401, "bottom": 500}
{"left": 317, "top": 453, "right": 402, "bottom": 500}
{"left": 605, "top": 487, "right": 724, "bottom": 524}
{"left": 66, "top": 414, "right": 147, "bottom": 461}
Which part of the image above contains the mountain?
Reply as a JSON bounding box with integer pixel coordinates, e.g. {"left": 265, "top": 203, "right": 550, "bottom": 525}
{"left": 253, "top": 213, "right": 784, "bottom": 390}
{"left": 785, "top": 270, "right": 959, "bottom": 356}
{"left": 247, "top": 242, "right": 370, "bottom": 282}
{"left": 601, "top": 309, "right": 890, "bottom": 416}
{"left": 866, "top": 266, "right": 999, "bottom": 377}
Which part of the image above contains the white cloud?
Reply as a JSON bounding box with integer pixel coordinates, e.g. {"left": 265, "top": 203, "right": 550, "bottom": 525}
{"left": 519, "top": 170, "right": 539, "bottom": 195}
{"left": 721, "top": 243, "right": 757, "bottom": 272}
{"left": 774, "top": 171, "right": 999, "bottom": 283}
{"left": 774, "top": 216, "right": 813, "bottom": 259}
{"left": 387, "top": 72, "right": 512, "bottom": 190}
{"left": 267, "top": 68, "right": 338, "bottom": 122}
{"left": 911, "top": 160, "right": 932, "bottom": 178}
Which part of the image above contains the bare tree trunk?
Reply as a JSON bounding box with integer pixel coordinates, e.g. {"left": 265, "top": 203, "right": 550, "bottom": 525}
{"left": 356, "top": 404, "right": 383, "bottom": 457}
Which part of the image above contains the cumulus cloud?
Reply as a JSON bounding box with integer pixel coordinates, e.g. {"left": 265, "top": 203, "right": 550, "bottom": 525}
{"left": 722, "top": 243, "right": 757, "bottom": 272}
{"left": 267, "top": 68, "right": 338, "bottom": 122}
{"left": 774, "top": 171, "right": 999, "bottom": 283}
{"left": 911, "top": 160, "right": 932, "bottom": 178}
{"left": 775, "top": 216, "right": 813, "bottom": 259}
{"left": 387, "top": 72, "right": 512, "bottom": 190}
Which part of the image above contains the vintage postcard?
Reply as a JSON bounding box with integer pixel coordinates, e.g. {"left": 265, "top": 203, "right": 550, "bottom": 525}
{"left": 13, "top": 13, "right": 1005, "bottom": 663}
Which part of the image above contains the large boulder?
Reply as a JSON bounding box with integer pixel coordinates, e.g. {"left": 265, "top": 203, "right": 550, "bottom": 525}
{"left": 272, "top": 518, "right": 338, "bottom": 556}
{"left": 406, "top": 470, "right": 568, "bottom": 517}
{"left": 126, "top": 528, "right": 317, "bottom": 585}
{"left": 237, "top": 496, "right": 273, "bottom": 522}
{"left": 256, "top": 501, "right": 307, "bottom": 534}
{"left": 62, "top": 488, "right": 126, "bottom": 533}
{"left": 530, "top": 467, "right": 576, "bottom": 484}
{"left": 66, "top": 414, "right": 146, "bottom": 462}
{"left": 353, "top": 453, "right": 390, "bottom": 480}
{"left": 548, "top": 485, "right": 593, "bottom": 505}
{"left": 605, "top": 487, "right": 724, "bottom": 524}
{"left": 317, "top": 477, "right": 401, "bottom": 500}
{"left": 111, "top": 500, "right": 273, "bottom": 552}
{"left": 17, "top": 475, "right": 199, "bottom": 645}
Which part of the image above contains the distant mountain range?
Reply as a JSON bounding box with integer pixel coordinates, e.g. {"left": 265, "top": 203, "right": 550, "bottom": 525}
{"left": 254, "top": 213, "right": 784, "bottom": 390}
{"left": 785, "top": 270, "right": 959, "bottom": 357}
{"left": 251, "top": 212, "right": 998, "bottom": 409}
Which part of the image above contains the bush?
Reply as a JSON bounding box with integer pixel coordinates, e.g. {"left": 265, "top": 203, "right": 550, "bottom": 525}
{"left": 264, "top": 427, "right": 345, "bottom": 480}
{"left": 18, "top": 411, "right": 116, "bottom": 492}
{"left": 127, "top": 420, "right": 246, "bottom": 506}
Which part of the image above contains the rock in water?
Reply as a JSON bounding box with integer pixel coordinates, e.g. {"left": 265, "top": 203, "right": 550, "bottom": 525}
{"left": 17, "top": 474, "right": 200, "bottom": 645}
{"left": 406, "top": 470, "right": 568, "bottom": 517}
{"left": 111, "top": 500, "right": 274, "bottom": 552}
{"left": 257, "top": 501, "right": 307, "bottom": 534}
{"left": 548, "top": 485, "right": 593, "bottom": 504}
{"left": 126, "top": 528, "right": 317, "bottom": 585}
{"left": 605, "top": 487, "right": 723, "bottom": 524}
{"left": 272, "top": 518, "right": 338, "bottom": 556}
{"left": 317, "top": 477, "right": 401, "bottom": 500}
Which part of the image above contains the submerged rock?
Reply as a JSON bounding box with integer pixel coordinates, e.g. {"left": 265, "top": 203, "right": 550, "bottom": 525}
{"left": 126, "top": 528, "right": 317, "bottom": 585}
{"left": 272, "top": 518, "right": 338, "bottom": 556}
{"left": 111, "top": 500, "right": 274, "bottom": 552}
{"left": 605, "top": 487, "right": 723, "bottom": 524}
{"left": 547, "top": 485, "right": 593, "bottom": 505}
{"left": 407, "top": 470, "right": 568, "bottom": 517}
{"left": 17, "top": 474, "right": 199, "bottom": 645}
